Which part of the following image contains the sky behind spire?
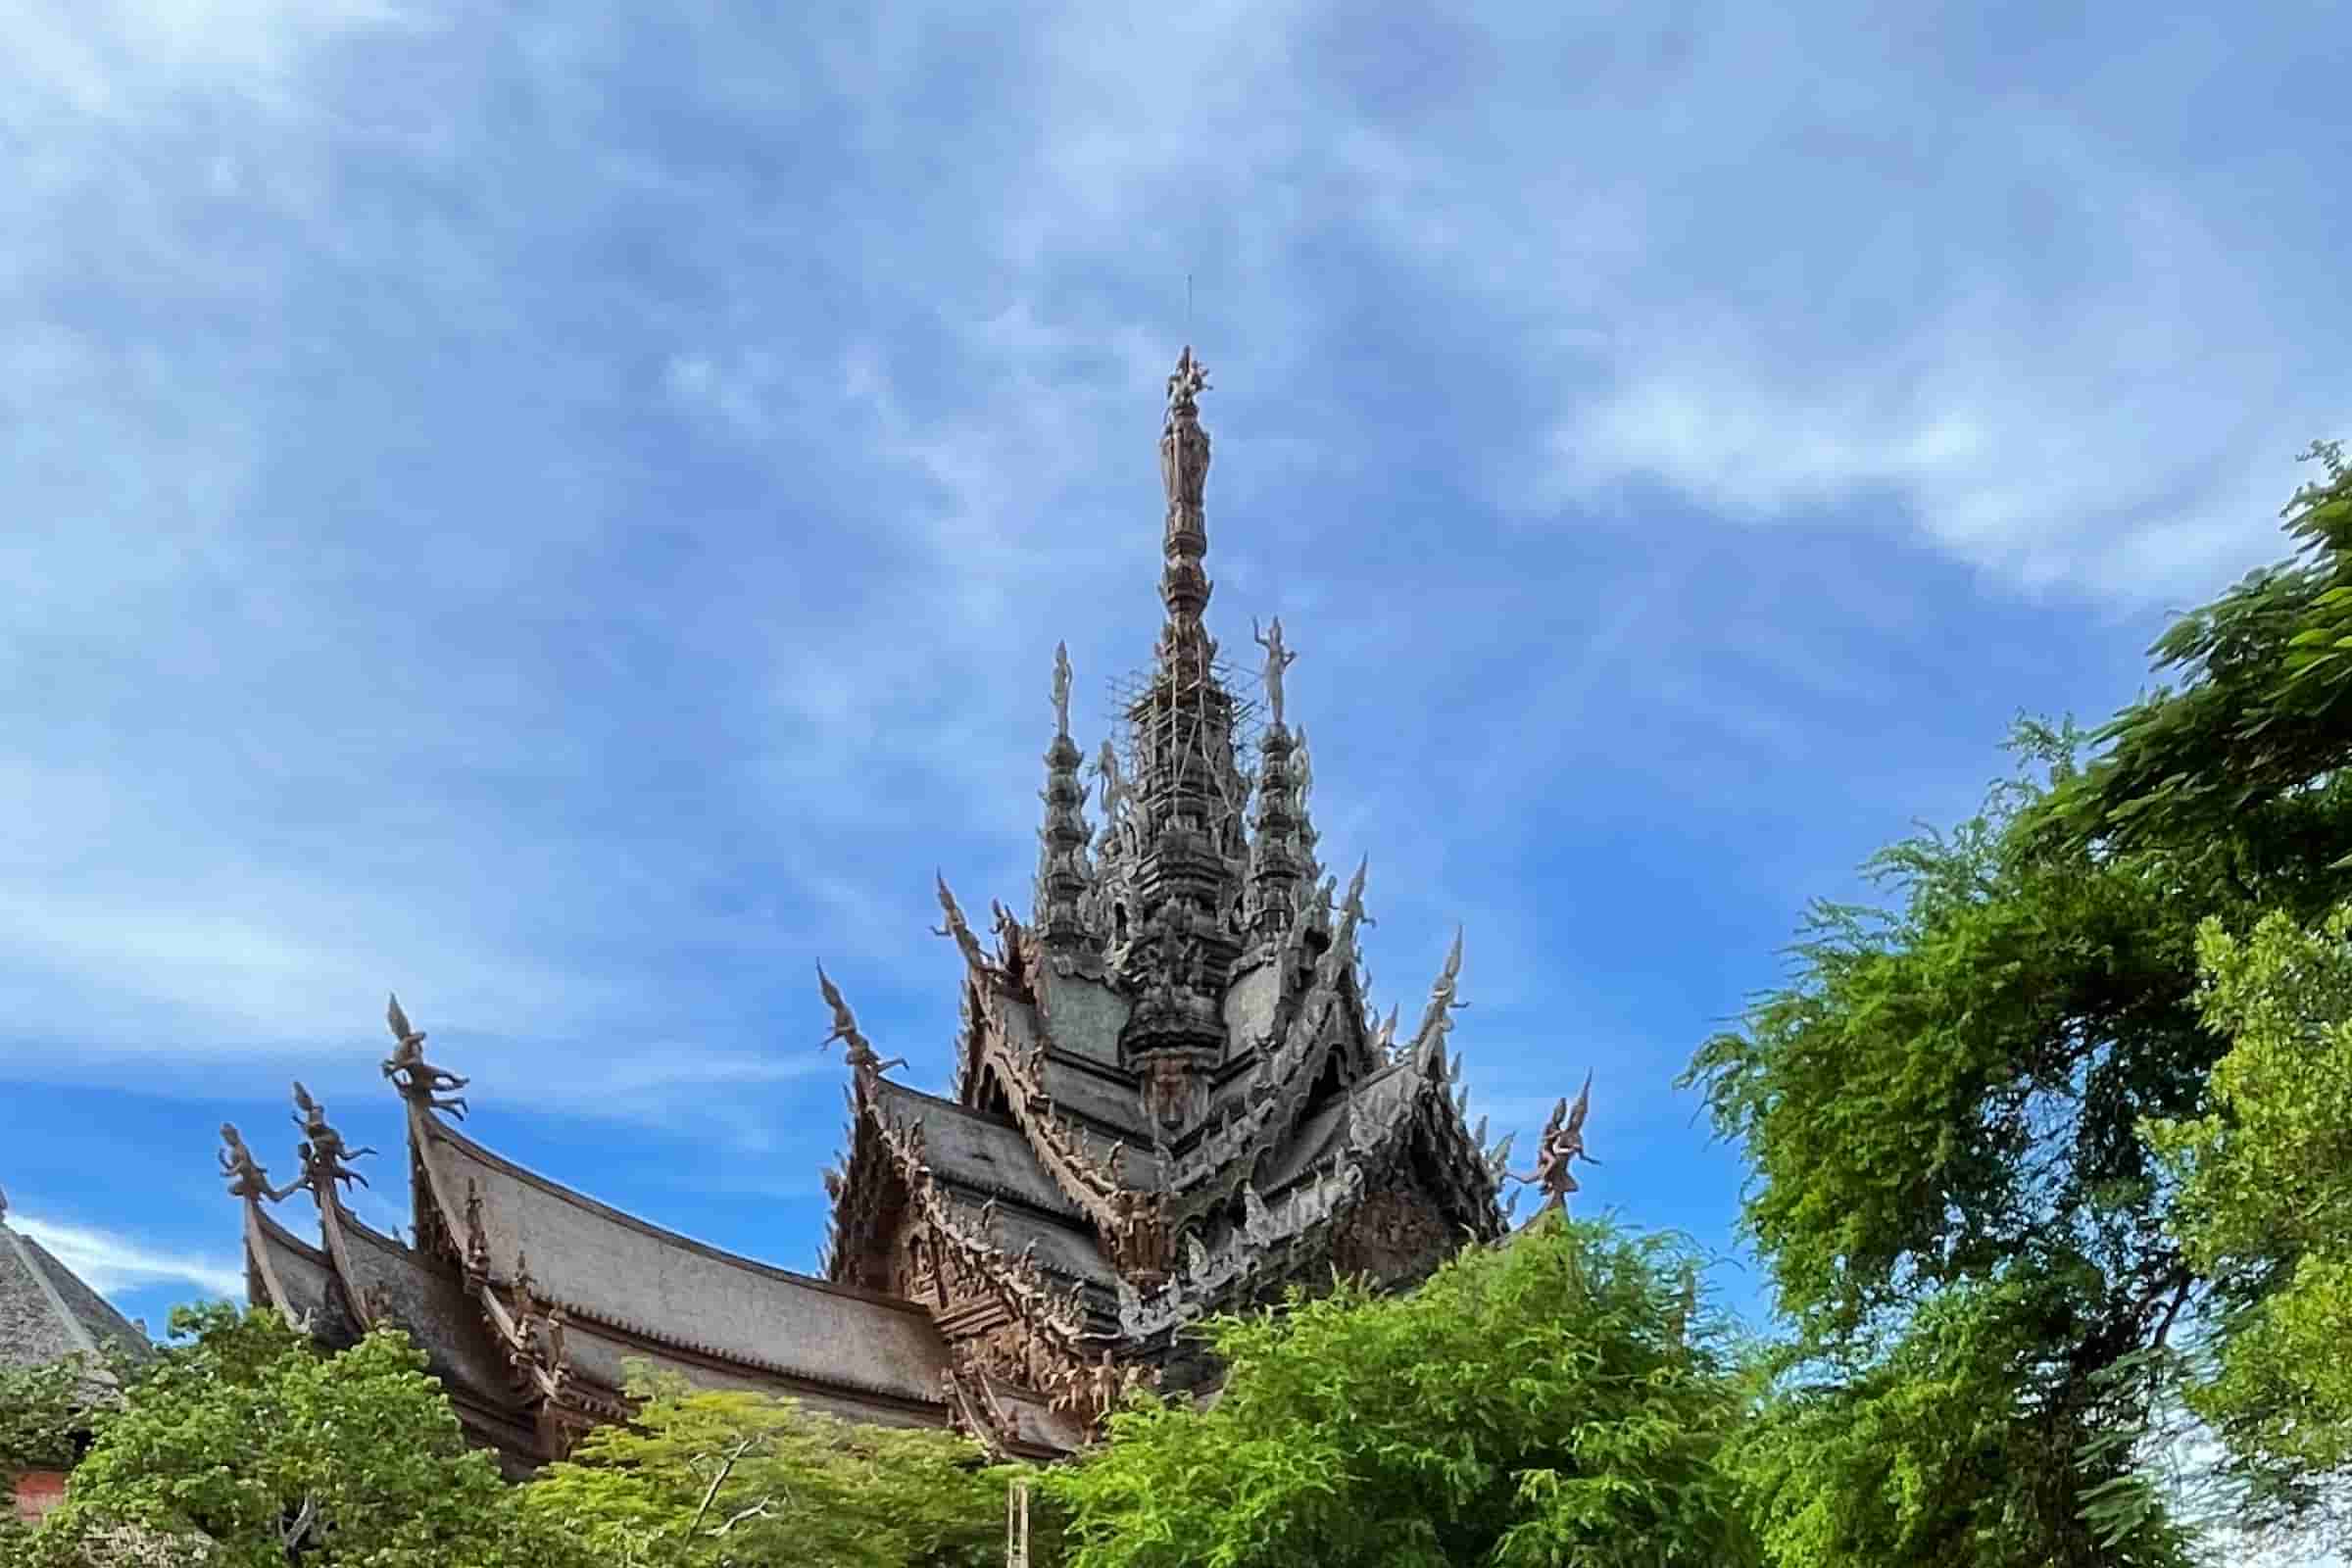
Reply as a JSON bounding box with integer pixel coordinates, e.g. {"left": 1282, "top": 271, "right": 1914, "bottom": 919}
{"left": 1, "top": 6, "right": 2344, "bottom": 1480}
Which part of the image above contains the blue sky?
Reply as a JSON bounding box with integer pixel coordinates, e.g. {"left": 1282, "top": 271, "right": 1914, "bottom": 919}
{"left": 2, "top": 0, "right": 2344, "bottom": 1382}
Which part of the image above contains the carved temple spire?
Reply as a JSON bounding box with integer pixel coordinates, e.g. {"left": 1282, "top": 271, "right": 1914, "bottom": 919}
{"left": 1034, "top": 642, "right": 1097, "bottom": 955}
{"left": 1248, "top": 697, "right": 1318, "bottom": 949}
{"left": 1111, "top": 350, "right": 1254, "bottom": 1127}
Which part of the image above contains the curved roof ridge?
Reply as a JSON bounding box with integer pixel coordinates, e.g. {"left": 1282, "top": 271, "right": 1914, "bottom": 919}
{"left": 416, "top": 1110, "right": 931, "bottom": 1317}
{"left": 247, "top": 1200, "right": 333, "bottom": 1266}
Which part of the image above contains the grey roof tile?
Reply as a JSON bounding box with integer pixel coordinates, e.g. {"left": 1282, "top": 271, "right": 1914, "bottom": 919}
{"left": 414, "top": 1116, "right": 952, "bottom": 1405}
{"left": 0, "top": 1219, "right": 151, "bottom": 1375}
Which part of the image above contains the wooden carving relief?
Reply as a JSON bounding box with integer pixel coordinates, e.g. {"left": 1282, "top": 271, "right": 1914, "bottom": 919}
{"left": 1327, "top": 1182, "right": 1454, "bottom": 1291}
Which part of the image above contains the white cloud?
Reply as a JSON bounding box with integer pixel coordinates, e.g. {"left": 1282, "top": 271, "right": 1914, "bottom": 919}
{"left": 13, "top": 1212, "right": 243, "bottom": 1303}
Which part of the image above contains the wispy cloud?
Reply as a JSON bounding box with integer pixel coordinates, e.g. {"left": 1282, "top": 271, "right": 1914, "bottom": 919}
{"left": 13, "top": 1213, "right": 243, "bottom": 1305}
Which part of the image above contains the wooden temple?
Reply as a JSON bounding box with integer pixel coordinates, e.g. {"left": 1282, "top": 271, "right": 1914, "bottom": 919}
{"left": 226, "top": 349, "right": 1527, "bottom": 1471}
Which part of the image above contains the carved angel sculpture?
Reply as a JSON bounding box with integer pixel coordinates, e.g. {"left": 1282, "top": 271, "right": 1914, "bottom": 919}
{"left": 288, "top": 1084, "right": 374, "bottom": 1197}
{"left": 219, "top": 1122, "right": 292, "bottom": 1202}
{"left": 1507, "top": 1069, "right": 1600, "bottom": 1210}
{"left": 1051, "top": 642, "right": 1073, "bottom": 735}
{"left": 1093, "top": 741, "right": 1130, "bottom": 825}
{"left": 815, "top": 961, "right": 906, "bottom": 1076}
{"left": 381, "top": 993, "right": 470, "bottom": 1118}
{"left": 1251, "top": 615, "right": 1298, "bottom": 727}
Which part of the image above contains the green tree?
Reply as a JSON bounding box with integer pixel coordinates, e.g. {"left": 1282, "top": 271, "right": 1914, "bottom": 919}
{"left": 20, "top": 1303, "right": 540, "bottom": 1568}
{"left": 1689, "top": 440, "right": 2352, "bottom": 1567}
{"left": 0, "top": 1356, "right": 94, "bottom": 1473}
{"left": 2143, "top": 905, "right": 2352, "bottom": 1510}
{"left": 2058, "top": 438, "right": 2352, "bottom": 857}
{"left": 518, "top": 1370, "right": 1031, "bottom": 1568}
{"left": 1036, "top": 1214, "right": 1756, "bottom": 1568}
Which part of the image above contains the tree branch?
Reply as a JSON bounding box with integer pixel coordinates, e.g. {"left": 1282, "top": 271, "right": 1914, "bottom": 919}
{"left": 684, "top": 1436, "right": 759, "bottom": 1538}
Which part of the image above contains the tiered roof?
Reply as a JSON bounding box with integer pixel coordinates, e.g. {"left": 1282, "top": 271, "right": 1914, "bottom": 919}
{"left": 229, "top": 351, "right": 1540, "bottom": 1470}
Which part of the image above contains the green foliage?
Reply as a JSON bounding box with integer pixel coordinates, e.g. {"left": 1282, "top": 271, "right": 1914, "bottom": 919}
{"left": 1038, "top": 1215, "right": 1756, "bottom": 1568}
{"left": 1682, "top": 728, "right": 2255, "bottom": 1343}
{"left": 0, "top": 1356, "right": 94, "bottom": 1471}
{"left": 1680, "top": 732, "right": 2326, "bottom": 1566}
{"left": 2060, "top": 438, "right": 2352, "bottom": 857}
{"left": 1688, "top": 441, "right": 2352, "bottom": 1566}
{"left": 519, "top": 1369, "right": 1032, "bottom": 1568}
{"left": 19, "top": 1305, "right": 538, "bottom": 1568}
{"left": 1731, "top": 1279, "right": 2195, "bottom": 1568}
{"left": 2144, "top": 905, "right": 2352, "bottom": 1500}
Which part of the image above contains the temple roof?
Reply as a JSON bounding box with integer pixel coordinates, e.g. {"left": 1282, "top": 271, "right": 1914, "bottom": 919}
{"left": 867, "top": 1080, "right": 1086, "bottom": 1224}
{"left": 0, "top": 1200, "right": 150, "bottom": 1377}
{"left": 243, "top": 1201, "right": 358, "bottom": 1346}
{"left": 411, "top": 1107, "right": 950, "bottom": 1407}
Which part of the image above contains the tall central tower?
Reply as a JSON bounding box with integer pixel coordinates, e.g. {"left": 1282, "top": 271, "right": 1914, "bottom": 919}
{"left": 1097, "top": 349, "right": 1253, "bottom": 1132}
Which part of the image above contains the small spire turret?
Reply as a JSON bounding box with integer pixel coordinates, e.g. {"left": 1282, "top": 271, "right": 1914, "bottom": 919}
{"left": 1034, "top": 642, "right": 1097, "bottom": 954}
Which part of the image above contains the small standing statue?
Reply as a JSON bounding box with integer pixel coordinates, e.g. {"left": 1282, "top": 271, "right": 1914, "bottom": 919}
{"left": 381, "top": 993, "right": 470, "bottom": 1118}
{"left": 1292, "top": 725, "right": 1313, "bottom": 803}
{"left": 1093, "top": 740, "right": 1130, "bottom": 829}
{"left": 815, "top": 960, "right": 906, "bottom": 1077}
{"left": 1089, "top": 1349, "right": 1124, "bottom": 1419}
{"left": 1051, "top": 642, "right": 1073, "bottom": 737}
{"left": 289, "top": 1083, "right": 375, "bottom": 1197}
{"left": 1508, "top": 1070, "right": 1600, "bottom": 1213}
{"left": 1160, "top": 347, "right": 1211, "bottom": 513}
{"left": 1251, "top": 616, "right": 1298, "bottom": 728}
{"left": 220, "top": 1123, "right": 293, "bottom": 1203}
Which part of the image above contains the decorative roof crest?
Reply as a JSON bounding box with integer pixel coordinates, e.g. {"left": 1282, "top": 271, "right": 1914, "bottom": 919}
{"left": 1506, "top": 1070, "right": 1598, "bottom": 1213}
{"left": 289, "top": 1083, "right": 374, "bottom": 1200}
{"left": 220, "top": 1123, "right": 292, "bottom": 1203}
{"left": 816, "top": 961, "right": 906, "bottom": 1080}
{"left": 382, "top": 993, "right": 470, "bottom": 1119}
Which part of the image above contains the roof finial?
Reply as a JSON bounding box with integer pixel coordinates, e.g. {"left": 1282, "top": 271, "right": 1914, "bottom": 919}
{"left": 1156, "top": 347, "right": 1213, "bottom": 625}
{"left": 1051, "top": 641, "right": 1073, "bottom": 738}
{"left": 815, "top": 960, "right": 906, "bottom": 1079}
{"left": 1506, "top": 1069, "right": 1599, "bottom": 1213}
{"left": 382, "top": 993, "right": 470, "bottom": 1119}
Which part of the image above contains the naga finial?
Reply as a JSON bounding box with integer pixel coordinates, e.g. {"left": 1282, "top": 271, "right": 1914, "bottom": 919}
{"left": 1341, "top": 856, "right": 1373, "bottom": 928}
{"left": 382, "top": 993, "right": 470, "bottom": 1119}
{"left": 815, "top": 960, "right": 906, "bottom": 1078}
{"left": 932, "top": 873, "right": 998, "bottom": 979}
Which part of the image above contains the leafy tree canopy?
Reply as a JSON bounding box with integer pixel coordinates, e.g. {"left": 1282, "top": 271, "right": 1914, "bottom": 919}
{"left": 2057, "top": 438, "right": 2352, "bottom": 857}
{"left": 1687, "top": 440, "right": 2352, "bottom": 1566}
{"left": 2145, "top": 904, "right": 2352, "bottom": 1508}
{"left": 1038, "top": 1214, "right": 1755, "bottom": 1568}
{"left": 20, "top": 1303, "right": 538, "bottom": 1568}
{"left": 0, "top": 1356, "right": 97, "bottom": 1472}
{"left": 519, "top": 1369, "right": 1031, "bottom": 1568}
